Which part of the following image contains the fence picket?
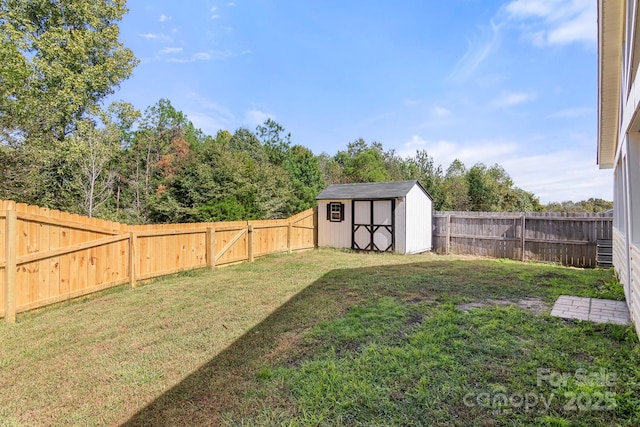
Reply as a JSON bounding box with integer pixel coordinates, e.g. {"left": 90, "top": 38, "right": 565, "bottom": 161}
{"left": 0, "top": 199, "right": 316, "bottom": 321}
{"left": 434, "top": 211, "right": 612, "bottom": 267}
{"left": 4, "top": 207, "right": 16, "bottom": 323}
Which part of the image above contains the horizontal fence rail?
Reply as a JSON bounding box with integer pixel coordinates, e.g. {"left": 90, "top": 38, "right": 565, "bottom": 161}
{"left": 3, "top": 202, "right": 612, "bottom": 323}
{"left": 1, "top": 200, "right": 317, "bottom": 322}
{"left": 433, "top": 211, "right": 613, "bottom": 268}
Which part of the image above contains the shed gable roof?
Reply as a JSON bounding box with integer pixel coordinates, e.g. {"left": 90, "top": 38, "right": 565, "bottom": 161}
{"left": 316, "top": 180, "right": 431, "bottom": 200}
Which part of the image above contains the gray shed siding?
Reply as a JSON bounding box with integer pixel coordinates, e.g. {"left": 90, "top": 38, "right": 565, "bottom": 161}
{"left": 318, "top": 200, "right": 352, "bottom": 249}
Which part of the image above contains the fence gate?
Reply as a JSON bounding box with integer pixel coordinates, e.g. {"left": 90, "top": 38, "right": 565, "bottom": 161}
{"left": 352, "top": 200, "right": 395, "bottom": 252}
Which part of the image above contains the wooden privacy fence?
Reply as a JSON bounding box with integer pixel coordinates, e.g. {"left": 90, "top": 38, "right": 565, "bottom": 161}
{"left": 0, "top": 200, "right": 316, "bottom": 323}
{"left": 433, "top": 211, "right": 613, "bottom": 267}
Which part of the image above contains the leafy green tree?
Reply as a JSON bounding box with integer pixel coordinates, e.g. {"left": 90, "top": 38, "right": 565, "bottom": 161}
{"left": 108, "top": 101, "right": 141, "bottom": 147}
{"left": 0, "top": 0, "right": 138, "bottom": 142}
{"left": 125, "top": 99, "right": 189, "bottom": 221}
{"left": 466, "top": 163, "right": 505, "bottom": 211}
{"left": 545, "top": 198, "right": 613, "bottom": 213}
{"left": 103, "top": 102, "right": 141, "bottom": 219}
{"left": 404, "top": 150, "right": 444, "bottom": 208}
{"left": 0, "top": 144, "right": 34, "bottom": 201}
{"left": 229, "top": 128, "right": 268, "bottom": 163}
{"left": 440, "top": 159, "right": 471, "bottom": 211}
{"left": 335, "top": 139, "right": 390, "bottom": 183}
{"left": 318, "top": 153, "right": 346, "bottom": 185}
{"left": 144, "top": 125, "right": 297, "bottom": 223}
{"left": 502, "top": 187, "right": 543, "bottom": 212}
{"left": 197, "top": 196, "right": 250, "bottom": 221}
{"left": 586, "top": 198, "right": 614, "bottom": 212}
{"left": 66, "top": 117, "right": 120, "bottom": 217}
{"left": 0, "top": 0, "right": 137, "bottom": 214}
{"left": 282, "top": 145, "right": 324, "bottom": 215}
{"left": 382, "top": 149, "right": 411, "bottom": 181}
{"left": 256, "top": 118, "right": 291, "bottom": 165}
{"left": 0, "top": 37, "right": 29, "bottom": 145}
{"left": 465, "top": 163, "right": 543, "bottom": 212}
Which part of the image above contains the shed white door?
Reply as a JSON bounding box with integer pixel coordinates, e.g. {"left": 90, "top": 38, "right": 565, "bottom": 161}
{"left": 352, "top": 200, "right": 394, "bottom": 252}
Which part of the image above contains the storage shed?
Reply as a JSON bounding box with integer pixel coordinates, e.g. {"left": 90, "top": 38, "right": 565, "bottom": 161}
{"left": 316, "top": 180, "right": 433, "bottom": 254}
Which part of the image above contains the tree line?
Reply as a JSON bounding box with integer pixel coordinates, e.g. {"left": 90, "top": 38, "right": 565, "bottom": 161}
{"left": 0, "top": 0, "right": 611, "bottom": 224}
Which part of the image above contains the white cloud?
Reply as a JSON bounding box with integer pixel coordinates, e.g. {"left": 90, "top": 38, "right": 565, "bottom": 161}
{"left": 193, "top": 52, "right": 212, "bottom": 61}
{"left": 416, "top": 105, "right": 455, "bottom": 129}
{"left": 159, "top": 14, "right": 171, "bottom": 23}
{"left": 506, "top": 0, "right": 556, "bottom": 17}
{"left": 403, "top": 99, "right": 422, "bottom": 107}
{"left": 449, "top": 20, "right": 501, "bottom": 82}
{"left": 183, "top": 93, "right": 235, "bottom": 135}
{"left": 548, "top": 107, "right": 593, "bottom": 118}
{"left": 228, "top": 2, "right": 236, "bottom": 6}
{"left": 504, "top": 0, "right": 596, "bottom": 46}
{"left": 395, "top": 135, "right": 611, "bottom": 203}
{"left": 432, "top": 106, "right": 451, "bottom": 117}
{"left": 186, "top": 111, "right": 229, "bottom": 136}
{"left": 244, "top": 110, "right": 273, "bottom": 127}
{"left": 139, "top": 33, "right": 170, "bottom": 41}
{"left": 211, "top": 7, "right": 220, "bottom": 19}
{"left": 158, "top": 47, "right": 183, "bottom": 55}
{"left": 167, "top": 51, "right": 218, "bottom": 63}
{"left": 397, "top": 135, "right": 517, "bottom": 168}
{"left": 163, "top": 49, "right": 249, "bottom": 63}
{"left": 491, "top": 91, "right": 535, "bottom": 108}
{"left": 167, "top": 57, "right": 198, "bottom": 64}
{"left": 449, "top": 0, "right": 594, "bottom": 82}
{"left": 502, "top": 151, "right": 611, "bottom": 203}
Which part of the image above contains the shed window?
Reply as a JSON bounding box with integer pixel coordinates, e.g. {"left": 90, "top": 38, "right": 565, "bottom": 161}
{"left": 327, "top": 202, "right": 344, "bottom": 222}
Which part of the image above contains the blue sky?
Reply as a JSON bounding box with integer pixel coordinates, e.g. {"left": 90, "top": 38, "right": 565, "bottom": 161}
{"left": 109, "top": 0, "right": 609, "bottom": 203}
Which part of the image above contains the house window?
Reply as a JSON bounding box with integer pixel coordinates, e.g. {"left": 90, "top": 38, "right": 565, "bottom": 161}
{"left": 327, "top": 202, "right": 344, "bottom": 222}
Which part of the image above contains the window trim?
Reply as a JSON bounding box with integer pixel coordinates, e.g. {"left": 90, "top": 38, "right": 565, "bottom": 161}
{"left": 327, "top": 202, "right": 345, "bottom": 222}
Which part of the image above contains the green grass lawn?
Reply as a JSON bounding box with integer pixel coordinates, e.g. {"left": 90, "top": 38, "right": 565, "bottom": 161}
{"left": 1, "top": 249, "right": 638, "bottom": 426}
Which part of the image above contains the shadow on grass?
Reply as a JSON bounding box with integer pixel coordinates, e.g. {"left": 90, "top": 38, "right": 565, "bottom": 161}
{"left": 121, "top": 259, "right": 613, "bottom": 426}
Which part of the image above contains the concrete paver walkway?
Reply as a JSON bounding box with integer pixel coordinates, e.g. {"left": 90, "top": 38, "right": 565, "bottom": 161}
{"left": 551, "top": 296, "right": 630, "bottom": 325}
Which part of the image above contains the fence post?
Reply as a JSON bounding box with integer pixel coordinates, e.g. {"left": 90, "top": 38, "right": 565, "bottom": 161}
{"left": 129, "top": 231, "right": 137, "bottom": 288}
{"left": 206, "top": 227, "right": 216, "bottom": 269}
{"left": 521, "top": 215, "right": 526, "bottom": 262}
{"left": 313, "top": 206, "right": 318, "bottom": 248}
{"left": 248, "top": 224, "right": 254, "bottom": 262}
{"left": 445, "top": 215, "right": 451, "bottom": 255}
{"left": 4, "top": 207, "right": 17, "bottom": 323}
{"left": 287, "top": 222, "right": 293, "bottom": 253}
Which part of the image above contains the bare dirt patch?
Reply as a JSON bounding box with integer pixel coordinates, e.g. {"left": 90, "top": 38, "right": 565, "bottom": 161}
{"left": 262, "top": 330, "right": 304, "bottom": 363}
